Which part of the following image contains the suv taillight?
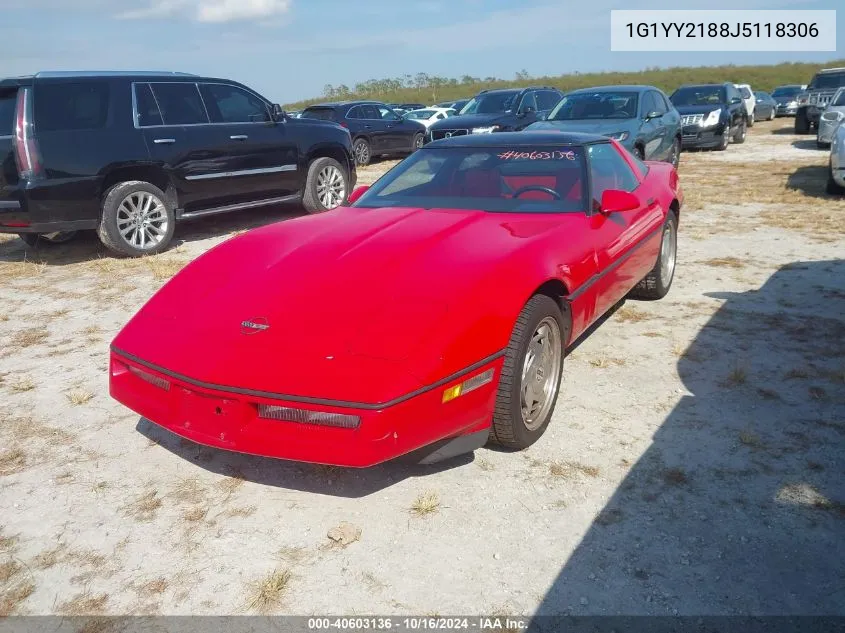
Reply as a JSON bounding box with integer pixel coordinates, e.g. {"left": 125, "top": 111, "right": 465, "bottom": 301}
{"left": 14, "top": 88, "right": 43, "bottom": 179}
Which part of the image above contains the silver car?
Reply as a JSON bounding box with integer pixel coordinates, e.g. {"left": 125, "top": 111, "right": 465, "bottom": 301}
{"left": 829, "top": 116, "right": 845, "bottom": 194}
{"left": 817, "top": 87, "right": 845, "bottom": 148}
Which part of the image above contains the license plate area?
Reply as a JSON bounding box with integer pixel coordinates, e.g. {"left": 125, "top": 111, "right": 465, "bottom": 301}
{"left": 178, "top": 388, "right": 249, "bottom": 441}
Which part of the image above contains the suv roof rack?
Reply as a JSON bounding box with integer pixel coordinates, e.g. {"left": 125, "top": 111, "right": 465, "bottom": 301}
{"left": 33, "top": 71, "right": 198, "bottom": 79}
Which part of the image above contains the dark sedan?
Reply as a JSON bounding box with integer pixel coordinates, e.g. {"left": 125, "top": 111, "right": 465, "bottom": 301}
{"left": 754, "top": 91, "right": 777, "bottom": 121}
{"left": 526, "top": 85, "right": 682, "bottom": 167}
{"left": 771, "top": 84, "right": 805, "bottom": 117}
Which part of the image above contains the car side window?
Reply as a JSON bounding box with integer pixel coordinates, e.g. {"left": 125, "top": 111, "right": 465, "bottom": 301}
{"left": 519, "top": 91, "right": 538, "bottom": 113}
{"left": 134, "top": 83, "right": 164, "bottom": 127}
{"left": 536, "top": 90, "right": 562, "bottom": 111}
{"left": 587, "top": 143, "right": 639, "bottom": 208}
{"left": 149, "top": 83, "right": 209, "bottom": 125}
{"left": 379, "top": 107, "right": 401, "bottom": 121}
{"left": 199, "top": 83, "right": 270, "bottom": 124}
{"left": 346, "top": 106, "right": 362, "bottom": 120}
{"left": 361, "top": 105, "right": 381, "bottom": 120}
{"left": 35, "top": 81, "right": 110, "bottom": 131}
{"left": 649, "top": 91, "right": 667, "bottom": 115}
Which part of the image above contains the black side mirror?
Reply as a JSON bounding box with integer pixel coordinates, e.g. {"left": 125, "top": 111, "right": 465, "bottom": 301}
{"left": 272, "top": 104, "right": 286, "bottom": 120}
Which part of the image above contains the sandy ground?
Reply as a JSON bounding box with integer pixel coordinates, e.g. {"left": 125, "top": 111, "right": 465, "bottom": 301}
{"left": 1, "top": 119, "right": 844, "bottom": 617}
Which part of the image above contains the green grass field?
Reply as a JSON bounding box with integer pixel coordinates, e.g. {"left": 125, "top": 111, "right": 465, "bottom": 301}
{"left": 285, "top": 59, "right": 845, "bottom": 110}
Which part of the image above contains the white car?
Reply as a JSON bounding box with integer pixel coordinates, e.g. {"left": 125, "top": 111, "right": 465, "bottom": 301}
{"left": 829, "top": 112, "right": 845, "bottom": 194}
{"left": 734, "top": 84, "right": 756, "bottom": 127}
{"left": 402, "top": 107, "right": 456, "bottom": 128}
{"left": 817, "top": 87, "right": 845, "bottom": 148}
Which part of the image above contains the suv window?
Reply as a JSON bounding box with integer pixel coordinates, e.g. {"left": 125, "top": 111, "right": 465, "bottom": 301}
{"left": 808, "top": 72, "right": 845, "bottom": 90}
{"left": 648, "top": 91, "right": 667, "bottom": 115}
{"left": 149, "top": 82, "right": 209, "bottom": 125}
{"left": 200, "top": 83, "right": 270, "bottom": 123}
{"left": 536, "top": 90, "right": 561, "bottom": 111}
{"left": 587, "top": 143, "right": 639, "bottom": 206}
{"left": 360, "top": 105, "right": 382, "bottom": 120}
{"left": 302, "top": 107, "right": 336, "bottom": 121}
{"left": 379, "top": 106, "right": 401, "bottom": 121}
{"left": 35, "top": 82, "right": 110, "bottom": 131}
{"left": 134, "top": 83, "right": 163, "bottom": 127}
{"left": 0, "top": 90, "right": 16, "bottom": 137}
{"left": 518, "top": 91, "right": 538, "bottom": 113}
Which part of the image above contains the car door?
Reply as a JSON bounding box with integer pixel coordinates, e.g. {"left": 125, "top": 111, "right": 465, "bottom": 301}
{"left": 198, "top": 82, "right": 299, "bottom": 201}
{"left": 515, "top": 91, "right": 540, "bottom": 129}
{"left": 587, "top": 142, "right": 665, "bottom": 318}
{"left": 360, "top": 104, "right": 391, "bottom": 153}
{"left": 378, "top": 106, "right": 413, "bottom": 150}
{"left": 640, "top": 91, "right": 668, "bottom": 159}
{"left": 726, "top": 85, "right": 744, "bottom": 128}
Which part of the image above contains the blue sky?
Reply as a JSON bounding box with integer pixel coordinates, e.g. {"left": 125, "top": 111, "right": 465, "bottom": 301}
{"left": 1, "top": 0, "right": 841, "bottom": 104}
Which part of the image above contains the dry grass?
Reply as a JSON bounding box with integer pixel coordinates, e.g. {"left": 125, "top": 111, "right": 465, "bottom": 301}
{"left": 9, "top": 327, "right": 49, "bottom": 349}
{"left": 0, "top": 529, "right": 19, "bottom": 554}
{"left": 663, "top": 467, "right": 689, "bottom": 486}
{"left": 589, "top": 357, "right": 626, "bottom": 368}
{"left": 222, "top": 506, "right": 257, "bottom": 519}
{"left": 65, "top": 388, "right": 94, "bottom": 405}
{"left": 123, "top": 490, "right": 163, "bottom": 522}
{"left": 169, "top": 477, "right": 209, "bottom": 505}
{"left": 476, "top": 458, "right": 495, "bottom": 472}
{"left": 92, "top": 254, "right": 190, "bottom": 282}
{"left": 3, "top": 258, "right": 47, "bottom": 280}
{"left": 739, "top": 430, "right": 764, "bottom": 448}
{"left": 0, "top": 581, "right": 35, "bottom": 616}
{"left": 8, "top": 376, "right": 35, "bottom": 393}
{"left": 614, "top": 306, "right": 651, "bottom": 323}
{"left": 722, "top": 366, "right": 748, "bottom": 387}
{"left": 701, "top": 257, "right": 745, "bottom": 269}
{"left": 183, "top": 507, "right": 208, "bottom": 523}
{"left": 139, "top": 578, "right": 168, "bottom": 596}
{"left": 0, "top": 447, "right": 27, "bottom": 476}
{"left": 549, "top": 461, "right": 601, "bottom": 479}
{"left": 216, "top": 473, "right": 245, "bottom": 500}
{"left": 245, "top": 569, "right": 292, "bottom": 614}
{"left": 0, "top": 559, "right": 22, "bottom": 583}
{"left": 33, "top": 544, "right": 67, "bottom": 570}
{"left": 410, "top": 491, "right": 441, "bottom": 517}
{"left": 58, "top": 593, "right": 109, "bottom": 616}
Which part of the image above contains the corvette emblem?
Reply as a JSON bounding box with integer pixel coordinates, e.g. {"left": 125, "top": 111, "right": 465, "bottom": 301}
{"left": 241, "top": 318, "right": 270, "bottom": 334}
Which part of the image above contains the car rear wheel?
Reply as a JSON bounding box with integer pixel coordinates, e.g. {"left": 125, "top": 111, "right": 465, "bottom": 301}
{"left": 98, "top": 181, "right": 175, "bottom": 257}
{"left": 629, "top": 213, "right": 678, "bottom": 301}
{"left": 489, "top": 294, "right": 565, "bottom": 450}
{"left": 411, "top": 133, "right": 424, "bottom": 152}
{"left": 353, "top": 138, "right": 371, "bottom": 166}
{"left": 302, "top": 157, "right": 349, "bottom": 214}
{"left": 18, "top": 231, "right": 79, "bottom": 248}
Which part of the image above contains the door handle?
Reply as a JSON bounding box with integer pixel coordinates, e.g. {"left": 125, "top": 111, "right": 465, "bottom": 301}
{"left": 153, "top": 138, "right": 175, "bottom": 144}
{"left": 230, "top": 135, "right": 249, "bottom": 140}
{"left": 364, "top": 125, "right": 372, "bottom": 129}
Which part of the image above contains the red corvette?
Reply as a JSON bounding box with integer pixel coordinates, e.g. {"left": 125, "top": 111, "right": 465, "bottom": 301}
{"left": 110, "top": 132, "right": 682, "bottom": 467}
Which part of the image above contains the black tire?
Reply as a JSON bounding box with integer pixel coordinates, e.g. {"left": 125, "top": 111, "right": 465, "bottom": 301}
{"left": 353, "top": 138, "right": 371, "bottom": 166}
{"left": 18, "top": 231, "right": 79, "bottom": 248}
{"left": 489, "top": 294, "right": 565, "bottom": 450}
{"left": 301, "top": 157, "right": 349, "bottom": 214}
{"left": 747, "top": 111, "right": 754, "bottom": 127}
{"left": 98, "top": 181, "right": 175, "bottom": 257}
{"left": 817, "top": 140, "right": 830, "bottom": 150}
{"left": 733, "top": 119, "right": 747, "bottom": 144}
{"left": 795, "top": 110, "right": 809, "bottom": 134}
{"left": 827, "top": 163, "right": 845, "bottom": 195}
{"left": 769, "top": 108, "right": 776, "bottom": 121}
{"left": 629, "top": 213, "right": 678, "bottom": 301}
{"left": 717, "top": 124, "right": 731, "bottom": 151}
{"left": 411, "top": 133, "right": 424, "bottom": 152}
{"left": 666, "top": 137, "right": 681, "bottom": 170}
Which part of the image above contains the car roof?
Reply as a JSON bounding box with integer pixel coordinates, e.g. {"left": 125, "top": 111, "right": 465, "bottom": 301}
{"left": 675, "top": 83, "right": 730, "bottom": 89}
{"left": 305, "top": 100, "right": 384, "bottom": 108}
{"left": 424, "top": 130, "right": 609, "bottom": 148}
{"left": 568, "top": 85, "right": 658, "bottom": 93}
{"left": 818, "top": 67, "right": 845, "bottom": 73}
{"left": 1, "top": 70, "right": 202, "bottom": 88}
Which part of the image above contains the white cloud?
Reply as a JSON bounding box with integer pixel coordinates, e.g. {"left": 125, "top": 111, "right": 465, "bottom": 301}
{"left": 117, "top": 0, "right": 291, "bottom": 23}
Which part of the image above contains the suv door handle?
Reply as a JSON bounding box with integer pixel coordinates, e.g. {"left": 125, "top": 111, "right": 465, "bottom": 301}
{"left": 230, "top": 135, "right": 249, "bottom": 140}
{"left": 364, "top": 125, "right": 372, "bottom": 129}
{"left": 153, "top": 138, "right": 175, "bottom": 144}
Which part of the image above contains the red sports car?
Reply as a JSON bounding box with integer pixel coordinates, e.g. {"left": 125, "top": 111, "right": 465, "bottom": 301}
{"left": 110, "top": 132, "right": 682, "bottom": 467}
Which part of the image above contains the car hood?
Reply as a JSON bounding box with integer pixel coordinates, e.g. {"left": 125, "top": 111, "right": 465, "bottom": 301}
{"left": 527, "top": 119, "right": 636, "bottom": 135}
{"left": 112, "top": 207, "right": 570, "bottom": 404}
{"left": 428, "top": 112, "right": 512, "bottom": 130}
{"left": 672, "top": 104, "right": 725, "bottom": 115}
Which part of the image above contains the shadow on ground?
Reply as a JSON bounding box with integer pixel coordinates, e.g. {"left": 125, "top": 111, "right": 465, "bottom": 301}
{"left": 786, "top": 165, "right": 836, "bottom": 199}
{"left": 791, "top": 139, "right": 826, "bottom": 151}
{"left": 533, "top": 259, "right": 845, "bottom": 617}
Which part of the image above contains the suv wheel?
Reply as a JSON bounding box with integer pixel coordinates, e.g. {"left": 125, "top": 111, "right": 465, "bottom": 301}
{"left": 353, "top": 138, "right": 371, "bottom": 166}
{"left": 302, "top": 157, "right": 349, "bottom": 214}
{"left": 19, "top": 231, "right": 79, "bottom": 248}
{"left": 747, "top": 110, "right": 755, "bottom": 127}
{"left": 733, "top": 119, "right": 747, "bottom": 144}
{"left": 98, "top": 181, "right": 175, "bottom": 257}
{"left": 412, "top": 133, "right": 424, "bottom": 152}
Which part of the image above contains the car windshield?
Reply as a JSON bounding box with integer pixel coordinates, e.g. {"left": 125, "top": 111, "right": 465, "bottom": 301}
{"left": 772, "top": 86, "right": 801, "bottom": 97}
{"left": 352, "top": 146, "right": 588, "bottom": 213}
{"left": 301, "top": 107, "right": 336, "bottom": 121}
{"left": 808, "top": 72, "right": 845, "bottom": 90}
{"left": 405, "top": 110, "right": 436, "bottom": 119}
{"left": 547, "top": 91, "right": 639, "bottom": 121}
{"left": 670, "top": 86, "right": 726, "bottom": 106}
{"left": 833, "top": 90, "right": 845, "bottom": 107}
{"left": 754, "top": 92, "right": 769, "bottom": 100}
{"left": 459, "top": 92, "right": 518, "bottom": 115}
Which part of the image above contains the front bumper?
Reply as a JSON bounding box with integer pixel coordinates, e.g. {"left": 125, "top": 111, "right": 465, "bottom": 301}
{"left": 776, "top": 104, "right": 797, "bottom": 116}
{"left": 110, "top": 350, "right": 499, "bottom": 467}
{"left": 680, "top": 123, "right": 727, "bottom": 148}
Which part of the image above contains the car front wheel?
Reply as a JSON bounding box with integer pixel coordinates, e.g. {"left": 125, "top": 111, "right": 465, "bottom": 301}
{"left": 489, "top": 294, "right": 565, "bottom": 450}
{"left": 302, "top": 157, "right": 349, "bottom": 213}
{"left": 98, "top": 181, "right": 175, "bottom": 257}
{"left": 629, "top": 213, "right": 678, "bottom": 300}
{"left": 733, "top": 119, "right": 747, "bottom": 144}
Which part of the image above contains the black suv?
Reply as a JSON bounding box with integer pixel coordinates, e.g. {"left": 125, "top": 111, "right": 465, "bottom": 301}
{"left": 669, "top": 83, "right": 749, "bottom": 150}
{"left": 795, "top": 67, "right": 845, "bottom": 133}
{"left": 423, "top": 86, "right": 564, "bottom": 143}
{"left": 299, "top": 101, "right": 427, "bottom": 166}
{"left": 0, "top": 71, "right": 356, "bottom": 257}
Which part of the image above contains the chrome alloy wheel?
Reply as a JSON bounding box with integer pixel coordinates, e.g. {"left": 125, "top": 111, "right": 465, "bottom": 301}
{"left": 354, "top": 141, "right": 370, "bottom": 165}
{"left": 116, "top": 191, "right": 168, "bottom": 251}
{"left": 316, "top": 165, "right": 346, "bottom": 209}
{"left": 660, "top": 219, "right": 677, "bottom": 285}
{"left": 520, "top": 317, "right": 563, "bottom": 430}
